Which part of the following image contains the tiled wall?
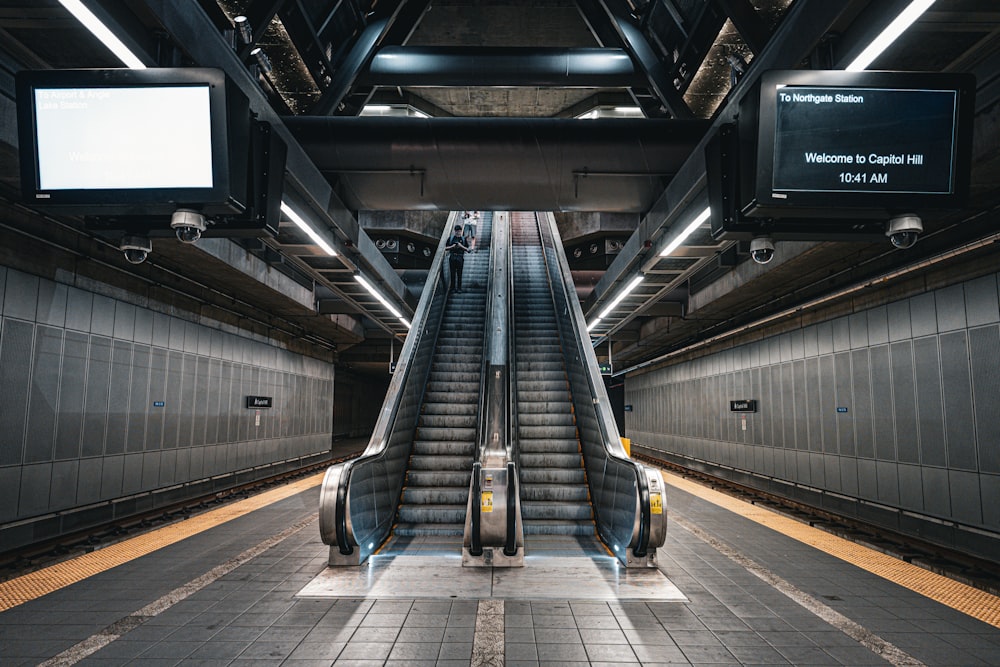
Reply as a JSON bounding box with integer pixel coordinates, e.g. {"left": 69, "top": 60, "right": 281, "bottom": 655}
{"left": 0, "top": 265, "right": 333, "bottom": 532}
{"left": 626, "top": 273, "right": 1000, "bottom": 555}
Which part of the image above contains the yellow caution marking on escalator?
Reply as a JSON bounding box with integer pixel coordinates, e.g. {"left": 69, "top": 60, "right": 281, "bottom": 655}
{"left": 0, "top": 473, "right": 325, "bottom": 612}
{"left": 661, "top": 470, "right": 1000, "bottom": 629}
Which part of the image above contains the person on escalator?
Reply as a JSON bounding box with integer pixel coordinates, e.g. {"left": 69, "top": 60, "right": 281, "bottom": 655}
{"left": 446, "top": 224, "right": 470, "bottom": 293}
{"left": 463, "top": 212, "right": 478, "bottom": 252}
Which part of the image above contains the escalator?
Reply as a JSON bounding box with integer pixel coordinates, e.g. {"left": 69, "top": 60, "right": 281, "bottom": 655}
{"left": 392, "top": 214, "right": 493, "bottom": 540}
{"left": 320, "top": 210, "right": 664, "bottom": 568}
{"left": 319, "top": 213, "right": 493, "bottom": 563}
{"left": 511, "top": 217, "right": 595, "bottom": 540}
{"left": 509, "top": 211, "right": 668, "bottom": 566}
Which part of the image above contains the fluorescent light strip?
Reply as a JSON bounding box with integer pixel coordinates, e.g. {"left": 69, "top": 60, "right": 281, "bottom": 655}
{"left": 587, "top": 317, "right": 602, "bottom": 332}
{"left": 660, "top": 206, "right": 711, "bottom": 257}
{"left": 598, "top": 275, "right": 644, "bottom": 320}
{"left": 280, "top": 202, "right": 336, "bottom": 256}
{"left": 845, "top": 0, "right": 936, "bottom": 71}
{"left": 355, "top": 275, "right": 411, "bottom": 329}
{"left": 59, "top": 0, "right": 146, "bottom": 69}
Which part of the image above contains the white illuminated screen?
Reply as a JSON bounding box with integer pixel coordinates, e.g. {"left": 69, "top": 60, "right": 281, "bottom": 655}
{"left": 33, "top": 85, "right": 214, "bottom": 190}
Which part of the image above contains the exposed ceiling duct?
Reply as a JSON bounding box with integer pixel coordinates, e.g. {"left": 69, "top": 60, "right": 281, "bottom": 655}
{"left": 284, "top": 116, "right": 710, "bottom": 211}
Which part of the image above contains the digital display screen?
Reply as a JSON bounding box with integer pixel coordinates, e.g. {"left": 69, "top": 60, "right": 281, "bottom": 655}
{"left": 772, "top": 86, "right": 958, "bottom": 195}
{"left": 33, "top": 85, "right": 214, "bottom": 190}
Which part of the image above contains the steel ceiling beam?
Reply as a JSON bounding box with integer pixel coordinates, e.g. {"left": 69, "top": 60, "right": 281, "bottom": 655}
{"left": 585, "top": 0, "right": 694, "bottom": 119}
{"left": 714, "top": 0, "right": 769, "bottom": 54}
{"left": 584, "top": 0, "right": 863, "bottom": 336}
{"left": 134, "top": 0, "right": 414, "bottom": 333}
{"left": 310, "top": 0, "right": 407, "bottom": 116}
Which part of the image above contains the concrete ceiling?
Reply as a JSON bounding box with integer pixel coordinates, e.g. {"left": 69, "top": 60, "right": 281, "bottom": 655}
{"left": 0, "top": 0, "right": 998, "bottom": 380}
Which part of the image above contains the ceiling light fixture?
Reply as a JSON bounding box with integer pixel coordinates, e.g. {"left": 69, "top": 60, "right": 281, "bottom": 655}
{"left": 845, "top": 0, "right": 936, "bottom": 71}
{"left": 660, "top": 206, "right": 711, "bottom": 257}
{"left": 58, "top": 0, "right": 146, "bottom": 69}
{"left": 233, "top": 15, "right": 253, "bottom": 45}
{"left": 598, "top": 275, "right": 644, "bottom": 321}
{"left": 355, "top": 275, "right": 411, "bottom": 329}
{"left": 250, "top": 47, "right": 273, "bottom": 74}
{"left": 280, "top": 201, "right": 337, "bottom": 256}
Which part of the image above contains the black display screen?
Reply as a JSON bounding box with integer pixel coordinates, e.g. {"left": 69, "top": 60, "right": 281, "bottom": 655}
{"left": 773, "top": 86, "right": 958, "bottom": 195}
{"left": 743, "top": 70, "right": 975, "bottom": 219}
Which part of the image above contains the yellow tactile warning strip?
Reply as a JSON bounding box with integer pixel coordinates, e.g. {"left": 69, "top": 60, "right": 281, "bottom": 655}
{"left": 0, "top": 472, "right": 325, "bottom": 613}
{"left": 661, "top": 470, "right": 1000, "bottom": 629}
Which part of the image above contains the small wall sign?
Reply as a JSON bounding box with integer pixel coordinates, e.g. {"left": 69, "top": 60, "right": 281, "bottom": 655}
{"left": 152, "top": 401, "right": 165, "bottom": 408}
{"left": 624, "top": 404, "right": 633, "bottom": 412}
{"left": 837, "top": 407, "right": 849, "bottom": 413}
{"left": 729, "top": 399, "right": 757, "bottom": 412}
{"left": 246, "top": 395, "right": 273, "bottom": 409}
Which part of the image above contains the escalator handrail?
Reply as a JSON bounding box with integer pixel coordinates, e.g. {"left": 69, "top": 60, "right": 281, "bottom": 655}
{"left": 534, "top": 212, "right": 653, "bottom": 557}
{"left": 475, "top": 212, "right": 503, "bottom": 463}
{"left": 332, "top": 218, "right": 456, "bottom": 554}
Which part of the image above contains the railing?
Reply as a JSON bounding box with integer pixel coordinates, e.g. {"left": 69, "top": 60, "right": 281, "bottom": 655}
{"left": 463, "top": 212, "right": 523, "bottom": 566}
{"left": 534, "top": 212, "right": 667, "bottom": 566}
{"left": 318, "top": 216, "right": 455, "bottom": 565}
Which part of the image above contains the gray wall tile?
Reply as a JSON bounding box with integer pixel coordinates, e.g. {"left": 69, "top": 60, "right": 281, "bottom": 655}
{"left": 940, "top": 331, "right": 976, "bottom": 470}
{"left": 18, "top": 463, "right": 51, "bottom": 515}
{"left": 816, "top": 321, "right": 834, "bottom": 355}
{"left": 65, "top": 287, "right": 93, "bottom": 332}
{"left": 101, "top": 454, "right": 124, "bottom": 498}
{"left": 113, "top": 302, "right": 136, "bottom": 341}
{"left": 936, "top": 284, "right": 967, "bottom": 332}
{"left": 0, "top": 319, "right": 33, "bottom": 465}
{"left": 981, "top": 473, "right": 1000, "bottom": 530}
{"left": 76, "top": 457, "right": 103, "bottom": 505}
{"left": 898, "top": 464, "right": 923, "bottom": 511}
{"left": 867, "top": 306, "right": 889, "bottom": 345}
{"left": 970, "top": 326, "right": 1000, "bottom": 473}
{"left": 876, "top": 461, "right": 900, "bottom": 505}
{"left": 920, "top": 466, "right": 949, "bottom": 517}
{"left": 25, "top": 325, "right": 61, "bottom": 463}
{"left": 910, "top": 293, "right": 937, "bottom": 338}
{"left": 168, "top": 318, "right": 185, "bottom": 351}
{"left": 151, "top": 312, "right": 171, "bottom": 348}
{"left": 141, "top": 451, "right": 160, "bottom": 490}
{"left": 49, "top": 460, "right": 79, "bottom": 510}
{"left": 36, "top": 281, "right": 67, "bottom": 328}
{"left": 857, "top": 459, "right": 878, "bottom": 501}
{"left": 3, "top": 270, "right": 39, "bottom": 321}
{"left": 0, "top": 466, "right": 19, "bottom": 522}
{"left": 965, "top": 275, "right": 999, "bottom": 327}
{"left": 134, "top": 307, "right": 153, "bottom": 345}
{"left": 90, "top": 295, "right": 116, "bottom": 337}
{"left": 121, "top": 453, "right": 143, "bottom": 495}
{"left": 887, "top": 300, "right": 912, "bottom": 342}
{"left": 913, "top": 337, "right": 945, "bottom": 467}
{"left": 948, "top": 470, "right": 982, "bottom": 525}
{"left": 1, "top": 271, "right": 335, "bottom": 528}
{"left": 848, "top": 312, "right": 869, "bottom": 349}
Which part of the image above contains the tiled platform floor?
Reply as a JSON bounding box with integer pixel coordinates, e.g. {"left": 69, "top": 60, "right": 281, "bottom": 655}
{"left": 1, "top": 464, "right": 999, "bottom": 666}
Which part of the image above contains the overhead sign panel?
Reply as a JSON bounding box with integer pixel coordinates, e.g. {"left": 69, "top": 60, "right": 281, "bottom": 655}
{"left": 739, "top": 70, "right": 975, "bottom": 219}
{"left": 771, "top": 86, "right": 958, "bottom": 195}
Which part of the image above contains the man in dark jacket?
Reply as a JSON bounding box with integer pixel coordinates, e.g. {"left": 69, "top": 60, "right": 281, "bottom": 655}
{"left": 445, "top": 225, "right": 470, "bottom": 292}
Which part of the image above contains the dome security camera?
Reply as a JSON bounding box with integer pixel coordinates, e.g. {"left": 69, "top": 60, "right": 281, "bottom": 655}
{"left": 120, "top": 235, "right": 152, "bottom": 265}
{"left": 171, "top": 208, "right": 207, "bottom": 244}
{"left": 749, "top": 236, "right": 775, "bottom": 265}
{"left": 886, "top": 214, "right": 922, "bottom": 249}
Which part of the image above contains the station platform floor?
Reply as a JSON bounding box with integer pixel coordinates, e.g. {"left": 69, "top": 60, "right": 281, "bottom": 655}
{"left": 1, "top": 449, "right": 999, "bottom": 666}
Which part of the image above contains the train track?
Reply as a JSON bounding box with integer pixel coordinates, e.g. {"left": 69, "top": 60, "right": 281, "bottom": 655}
{"left": 633, "top": 451, "right": 1000, "bottom": 598}
{"left": 0, "top": 451, "right": 364, "bottom": 578}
